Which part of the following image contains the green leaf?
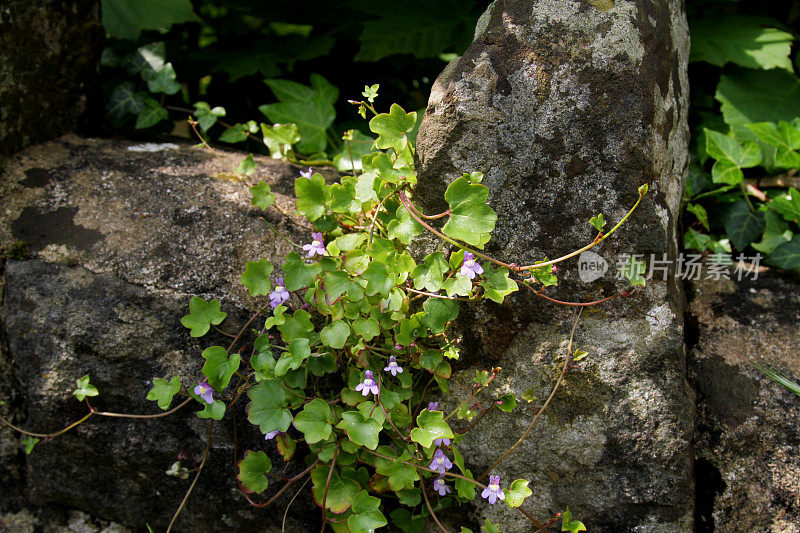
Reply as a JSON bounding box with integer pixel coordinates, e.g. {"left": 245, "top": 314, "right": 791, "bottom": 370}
{"left": 336, "top": 411, "right": 382, "bottom": 450}
{"left": 387, "top": 205, "right": 424, "bottom": 245}
{"left": 590, "top": 213, "right": 606, "bottom": 232}
{"left": 240, "top": 259, "right": 273, "bottom": 296}
{"left": 201, "top": 346, "right": 240, "bottom": 391}
{"left": 247, "top": 381, "right": 292, "bottom": 434}
{"left": 723, "top": 200, "right": 766, "bottom": 250}
{"left": 352, "top": 317, "right": 380, "bottom": 342}
{"left": 497, "top": 393, "right": 517, "bottom": 412}
{"left": 180, "top": 297, "right": 226, "bottom": 337}
{"left": 146, "top": 377, "right": 181, "bottom": 410}
{"left": 480, "top": 266, "right": 518, "bottom": 303}
{"left": 442, "top": 176, "right": 497, "bottom": 248}
{"left": 145, "top": 62, "right": 181, "bottom": 95}
{"left": 295, "top": 172, "right": 330, "bottom": 222}
{"left": 278, "top": 309, "right": 315, "bottom": 343}
{"left": 73, "top": 375, "right": 99, "bottom": 401}
{"left": 620, "top": 257, "right": 646, "bottom": 287}
{"left": 237, "top": 450, "right": 272, "bottom": 494}
{"left": 503, "top": 479, "right": 533, "bottom": 508}
{"left": 409, "top": 409, "right": 455, "bottom": 448}
{"left": 309, "top": 353, "right": 338, "bottom": 377}
{"left": 348, "top": 490, "right": 388, "bottom": 533}
{"left": 261, "top": 122, "right": 301, "bottom": 159}
{"left": 690, "top": 16, "right": 795, "bottom": 71}
{"left": 264, "top": 305, "right": 287, "bottom": 330}
{"left": 320, "top": 320, "right": 351, "bottom": 349}
{"left": 196, "top": 399, "right": 226, "bottom": 420}
{"left": 275, "top": 338, "right": 312, "bottom": 376}
{"left": 260, "top": 75, "right": 338, "bottom": 154}
{"left": 193, "top": 102, "right": 226, "bottom": 132}
{"left": 752, "top": 210, "right": 793, "bottom": 254}
{"left": 482, "top": 519, "right": 500, "bottom": 533}
{"left": 369, "top": 104, "right": 417, "bottom": 153}
{"left": 107, "top": 82, "right": 143, "bottom": 118}
{"left": 236, "top": 154, "right": 258, "bottom": 176}
{"left": 746, "top": 123, "right": 800, "bottom": 169}
{"left": 411, "top": 252, "right": 449, "bottom": 292}
{"left": 704, "top": 129, "right": 761, "bottom": 185}
{"left": 250, "top": 182, "right": 275, "bottom": 210}
{"left": 292, "top": 398, "right": 333, "bottom": 443}
{"left": 334, "top": 130, "right": 378, "bottom": 173}
{"left": 21, "top": 437, "right": 39, "bottom": 454}
{"left": 422, "top": 298, "right": 458, "bottom": 334}
{"left": 455, "top": 470, "right": 476, "bottom": 500}
{"left": 101, "top": 0, "right": 200, "bottom": 40}
{"left": 561, "top": 507, "right": 587, "bottom": 532}
{"left": 716, "top": 68, "right": 800, "bottom": 140}
{"left": 442, "top": 275, "right": 473, "bottom": 297}
{"left": 770, "top": 187, "right": 800, "bottom": 222}
{"left": 283, "top": 251, "right": 323, "bottom": 291}
{"left": 686, "top": 203, "right": 710, "bottom": 231}
{"left": 753, "top": 362, "right": 800, "bottom": 398}
{"left": 219, "top": 122, "right": 256, "bottom": 143}
{"left": 311, "top": 466, "right": 361, "bottom": 514}
{"left": 766, "top": 235, "right": 800, "bottom": 273}
{"left": 390, "top": 509, "right": 425, "bottom": 533}
{"left": 361, "top": 261, "right": 393, "bottom": 298}
{"left": 684, "top": 228, "right": 712, "bottom": 252}
{"left": 135, "top": 98, "right": 169, "bottom": 129}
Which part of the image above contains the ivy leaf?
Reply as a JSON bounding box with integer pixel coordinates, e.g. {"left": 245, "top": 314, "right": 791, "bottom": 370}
{"left": 620, "top": 257, "right": 646, "bottom": 287}
{"left": 369, "top": 103, "right": 417, "bottom": 153}
{"left": 766, "top": 235, "right": 800, "bottom": 273}
{"left": 101, "top": 0, "right": 199, "bottom": 40}
{"left": 73, "top": 375, "right": 99, "bottom": 401}
{"left": 422, "top": 298, "right": 458, "bottom": 334}
{"left": 704, "top": 129, "right": 761, "bottom": 185}
{"left": 442, "top": 176, "right": 497, "bottom": 249}
{"left": 235, "top": 154, "right": 258, "bottom": 176}
{"left": 146, "top": 376, "right": 181, "bottom": 410}
{"left": 684, "top": 228, "right": 712, "bottom": 252}
{"left": 411, "top": 252, "right": 448, "bottom": 292}
{"left": 321, "top": 320, "right": 352, "bottom": 349}
{"left": 283, "top": 251, "right": 323, "bottom": 291}
{"left": 261, "top": 122, "right": 301, "bottom": 159}
{"left": 334, "top": 130, "right": 378, "bottom": 174}
{"left": 348, "top": 490, "right": 388, "bottom": 533}
{"left": 107, "top": 82, "right": 143, "bottom": 118}
{"left": 770, "top": 187, "right": 800, "bottom": 222}
{"left": 309, "top": 353, "right": 338, "bottom": 377}
{"left": 135, "top": 97, "right": 169, "bottom": 129}
{"left": 295, "top": 172, "right": 330, "bottom": 222}
{"left": 746, "top": 123, "right": 800, "bottom": 169}
{"left": 196, "top": 399, "right": 226, "bottom": 420}
{"left": 144, "top": 62, "right": 180, "bottom": 95}
{"left": 561, "top": 507, "right": 587, "bottom": 533}
{"left": 276, "top": 434, "right": 297, "bottom": 461}
{"left": 503, "top": 479, "right": 533, "bottom": 508}
{"left": 250, "top": 182, "right": 275, "bottom": 210}
{"left": 336, "top": 411, "right": 382, "bottom": 450}
{"left": 311, "top": 466, "right": 361, "bottom": 514}
{"left": 752, "top": 210, "right": 793, "bottom": 254}
{"left": 352, "top": 317, "right": 380, "bottom": 342}
{"left": 387, "top": 205, "right": 424, "bottom": 245}
{"left": 264, "top": 305, "right": 287, "bottom": 330}
{"left": 390, "top": 509, "right": 425, "bottom": 533}
{"left": 723, "top": 201, "right": 766, "bottom": 250}
{"left": 21, "top": 437, "right": 40, "bottom": 454}
{"left": 497, "top": 393, "right": 517, "bottom": 412}
{"left": 480, "top": 266, "right": 518, "bottom": 303}
{"left": 690, "top": 16, "right": 794, "bottom": 71}
{"left": 237, "top": 450, "right": 272, "bottom": 494}
{"left": 293, "top": 398, "right": 333, "bottom": 444}
{"left": 278, "top": 309, "right": 316, "bottom": 344}
{"left": 686, "top": 203, "right": 710, "bottom": 231}
{"left": 409, "top": 409, "right": 455, "bottom": 448}
{"left": 455, "top": 469, "right": 476, "bottom": 500}
{"left": 219, "top": 121, "right": 258, "bottom": 143}
{"left": 361, "top": 261, "right": 393, "bottom": 298}
{"left": 442, "top": 275, "right": 473, "bottom": 297}
{"left": 193, "top": 101, "right": 226, "bottom": 132}
{"left": 482, "top": 519, "right": 500, "bottom": 533}
{"left": 247, "top": 380, "right": 292, "bottom": 434}
{"left": 240, "top": 259, "right": 273, "bottom": 296}
{"left": 275, "top": 338, "right": 311, "bottom": 377}
{"left": 590, "top": 213, "right": 606, "bottom": 232}
{"left": 201, "top": 346, "right": 240, "bottom": 391}
{"left": 180, "top": 297, "right": 226, "bottom": 337}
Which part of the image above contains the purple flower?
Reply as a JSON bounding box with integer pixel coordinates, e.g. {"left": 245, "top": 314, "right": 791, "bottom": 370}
{"left": 460, "top": 252, "right": 484, "bottom": 280}
{"left": 429, "top": 449, "right": 453, "bottom": 474}
{"left": 194, "top": 382, "right": 214, "bottom": 405}
{"left": 355, "top": 370, "right": 379, "bottom": 397}
{"left": 433, "top": 477, "right": 451, "bottom": 496}
{"left": 481, "top": 475, "right": 506, "bottom": 505}
{"left": 302, "top": 232, "right": 326, "bottom": 258}
{"left": 427, "top": 402, "right": 439, "bottom": 411}
{"left": 264, "top": 430, "right": 281, "bottom": 440}
{"left": 269, "top": 277, "right": 290, "bottom": 308}
{"left": 434, "top": 437, "right": 451, "bottom": 447}
{"left": 383, "top": 356, "right": 403, "bottom": 377}
{"left": 300, "top": 167, "right": 313, "bottom": 179}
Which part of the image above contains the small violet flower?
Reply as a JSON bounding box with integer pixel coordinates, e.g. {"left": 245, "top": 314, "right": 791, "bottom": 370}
{"left": 434, "top": 437, "right": 451, "bottom": 447}
{"left": 481, "top": 475, "right": 506, "bottom": 505}
{"left": 460, "top": 252, "right": 484, "bottom": 280}
{"left": 430, "top": 449, "right": 453, "bottom": 474}
{"left": 383, "top": 356, "right": 403, "bottom": 377}
{"left": 433, "top": 477, "right": 451, "bottom": 496}
{"left": 264, "top": 430, "right": 282, "bottom": 440}
{"left": 302, "top": 232, "right": 326, "bottom": 258}
{"left": 194, "top": 382, "right": 214, "bottom": 405}
{"left": 269, "top": 277, "right": 290, "bottom": 308}
{"left": 427, "top": 402, "right": 439, "bottom": 411}
{"left": 355, "top": 370, "right": 379, "bottom": 397}
{"left": 299, "top": 167, "right": 313, "bottom": 179}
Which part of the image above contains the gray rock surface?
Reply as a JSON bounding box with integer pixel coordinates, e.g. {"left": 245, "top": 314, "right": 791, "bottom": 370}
{"left": 0, "top": 1, "right": 103, "bottom": 157}
{"left": 688, "top": 274, "right": 800, "bottom": 532}
{"left": 414, "top": 0, "right": 693, "bottom": 530}
{"left": 0, "top": 135, "right": 319, "bottom": 531}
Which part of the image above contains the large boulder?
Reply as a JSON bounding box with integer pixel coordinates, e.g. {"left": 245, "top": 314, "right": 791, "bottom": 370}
{"left": 0, "top": 1, "right": 103, "bottom": 157}
{"left": 0, "top": 135, "right": 320, "bottom": 530}
{"left": 689, "top": 274, "right": 800, "bottom": 532}
{"left": 414, "top": 0, "right": 693, "bottom": 530}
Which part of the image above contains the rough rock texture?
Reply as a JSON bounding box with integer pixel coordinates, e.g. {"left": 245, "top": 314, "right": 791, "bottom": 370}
{"left": 0, "top": 1, "right": 103, "bottom": 158}
{"left": 689, "top": 274, "right": 800, "bottom": 532}
{"left": 0, "top": 135, "right": 321, "bottom": 531}
{"left": 414, "top": 0, "right": 693, "bottom": 530}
